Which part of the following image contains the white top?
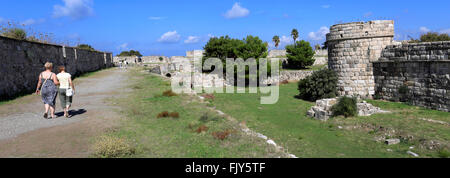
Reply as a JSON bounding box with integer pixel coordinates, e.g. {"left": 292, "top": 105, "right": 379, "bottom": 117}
{"left": 57, "top": 73, "right": 71, "bottom": 89}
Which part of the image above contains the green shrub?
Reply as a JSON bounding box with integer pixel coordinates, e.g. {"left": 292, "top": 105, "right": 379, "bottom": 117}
{"left": 297, "top": 69, "right": 338, "bottom": 101}
{"left": 285, "top": 40, "right": 315, "bottom": 69}
{"left": 398, "top": 85, "right": 409, "bottom": 94}
{"left": 331, "top": 97, "right": 358, "bottom": 118}
{"left": 2, "top": 28, "right": 27, "bottom": 40}
{"left": 398, "top": 85, "right": 410, "bottom": 102}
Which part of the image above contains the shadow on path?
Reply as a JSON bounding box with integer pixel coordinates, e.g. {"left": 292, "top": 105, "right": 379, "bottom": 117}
{"left": 55, "top": 109, "right": 87, "bottom": 117}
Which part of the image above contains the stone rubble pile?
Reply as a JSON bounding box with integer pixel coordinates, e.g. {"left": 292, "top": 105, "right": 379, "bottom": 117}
{"left": 307, "top": 98, "right": 389, "bottom": 121}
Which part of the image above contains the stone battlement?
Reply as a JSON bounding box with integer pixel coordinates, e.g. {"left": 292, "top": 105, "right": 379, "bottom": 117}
{"left": 379, "top": 41, "right": 450, "bottom": 61}
{"left": 326, "top": 20, "right": 394, "bottom": 42}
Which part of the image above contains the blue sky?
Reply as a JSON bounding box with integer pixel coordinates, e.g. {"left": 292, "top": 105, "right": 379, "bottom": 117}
{"left": 1, "top": 0, "right": 449, "bottom": 56}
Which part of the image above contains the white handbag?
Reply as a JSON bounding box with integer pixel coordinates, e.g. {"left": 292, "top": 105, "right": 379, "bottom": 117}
{"left": 66, "top": 88, "right": 73, "bottom": 96}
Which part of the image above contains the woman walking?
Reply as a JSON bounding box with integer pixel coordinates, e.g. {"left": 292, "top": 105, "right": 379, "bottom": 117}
{"left": 35, "top": 62, "right": 59, "bottom": 119}
{"left": 56, "top": 66, "right": 75, "bottom": 118}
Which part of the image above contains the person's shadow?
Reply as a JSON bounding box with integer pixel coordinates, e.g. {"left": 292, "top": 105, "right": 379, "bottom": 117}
{"left": 56, "top": 109, "right": 87, "bottom": 118}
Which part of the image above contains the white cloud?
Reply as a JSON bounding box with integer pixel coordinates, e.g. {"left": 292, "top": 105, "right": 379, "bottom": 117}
{"left": 21, "top": 18, "right": 46, "bottom": 26}
{"left": 158, "top": 31, "right": 181, "bottom": 43}
{"left": 0, "top": 17, "right": 5, "bottom": 23}
{"left": 364, "top": 12, "right": 373, "bottom": 18}
{"left": 53, "top": 0, "right": 94, "bottom": 19}
{"left": 420, "top": 27, "right": 431, "bottom": 33}
{"left": 117, "top": 43, "right": 129, "bottom": 50}
{"left": 308, "top": 26, "right": 330, "bottom": 41}
{"left": 184, "top": 36, "right": 200, "bottom": 44}
{"left": 321, "top": 5, "right": 330, "bottom": 9}
{"left": 149, "top": 16, "right": 166, "bottom": 20}
{"left": 224, "top": 3, "right": 250, "bottom": 19}
{"left": 280, "top": 36, "right": 293, "bottom": 44}
{"left": 440, "top": 29, "right": 450, "bottom": 34}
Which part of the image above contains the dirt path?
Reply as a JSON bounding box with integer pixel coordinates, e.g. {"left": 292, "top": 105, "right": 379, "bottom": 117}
{"left": 0, "top": 68, "right": 129, "bottom": 158}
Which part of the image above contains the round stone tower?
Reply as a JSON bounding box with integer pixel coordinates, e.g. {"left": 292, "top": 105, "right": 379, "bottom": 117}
{"left": 326, "top": 20, "right": 395, "bottom": 98}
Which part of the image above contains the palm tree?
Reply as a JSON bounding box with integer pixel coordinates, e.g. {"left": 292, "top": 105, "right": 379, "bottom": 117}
{"left": 291, "top": 28, "right": 299, "bottom": 45}
{"left": 272, "top": 35, "right": 280, "bottom": 49}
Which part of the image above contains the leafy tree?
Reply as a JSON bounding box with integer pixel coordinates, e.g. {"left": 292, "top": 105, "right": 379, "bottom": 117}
{"left": 419, "top": 32, "right": 450, "bottom": 42}
{"left": 272, "top": 35, "right": 280, "bottom": 48}
{"left": 118, "top": 50, "right": 143, "bottom": 57}
{"left": 202, "top": 35, "right": 274, "bottom": 85}
{"left": 77, "top": 44, "right": 96, "bottom": 51}
{"left": 285, "top": 40, "right": 315, "bottom": 69}
{"left": 291, "top": 29, "right": 299, "bottom": 44}
{"left": 203, "top": 35, "right": 244, "bottom": 61}
{"left": 235, "top": 35, "right": 268, "bottom": 60}
{"left": 129, "top": 50, "right": 143, "bottom": 57}
{"left": 409, "top": 32, "right": 450, "bottom": 43}
{"left": 203, "top": 35, "right": 268, "bottom": 63}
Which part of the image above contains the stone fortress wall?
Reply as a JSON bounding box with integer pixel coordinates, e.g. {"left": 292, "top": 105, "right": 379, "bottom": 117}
{"left": 267, "top": 49, "right": 327, "bottom": 66}
{"left": 267, "top": 49, "right": 287, "bottom": 58}
{"left": 326, "top": 20, "right": 395, "bottom": 98}
{"left": 142, "top": 56, "right": 170, "bottom": 63}
{"left": 113, "top": 56, "right": 170, "bottom": 64}
{"left": 373, "top": 42, "right": 450, "bottom": 112}
{"left": 312, "top": 49, "right": 328, "bottom": 65}
{"left": 0, "top": 36, "right": 113, "bottom": 100}
{"left": 186, "top": 50, "right": 204, "bottom": 58}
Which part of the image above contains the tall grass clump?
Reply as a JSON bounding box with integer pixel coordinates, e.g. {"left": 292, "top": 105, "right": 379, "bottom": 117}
{"left": 2, "top": 28, "right": 27, "bottom": 40}
{"left": 93, "top": 135, "right": 136, "bottom": 158}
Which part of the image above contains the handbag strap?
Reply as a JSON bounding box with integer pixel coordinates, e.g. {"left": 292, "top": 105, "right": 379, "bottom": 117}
{"left": 42, "top": 73, "right": 51, "bottom": 88}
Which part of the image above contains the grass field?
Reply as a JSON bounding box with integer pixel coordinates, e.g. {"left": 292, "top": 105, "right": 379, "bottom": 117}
{"left": 210, "top": 83, "right": 450, "bottom": 158}
{"left": 96, "top": 68, "right": 286, "bottom": 158}
{"left": 98, "top": 68, "right": 449, "bottom": 158}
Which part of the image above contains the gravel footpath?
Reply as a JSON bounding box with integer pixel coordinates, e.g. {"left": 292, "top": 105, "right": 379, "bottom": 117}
{"left": 0, "top": 68, "right": 127, "bottom": 140}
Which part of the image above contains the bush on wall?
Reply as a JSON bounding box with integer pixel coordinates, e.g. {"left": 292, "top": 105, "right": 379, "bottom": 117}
{"left": 409, "top": 32, "right": 450, "bottom": 43}
{"left": 1, "top": 28, "right": 27, "bottom": 40}
{"left": 297, "top": 69, "right": 338, "bottom": 101}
